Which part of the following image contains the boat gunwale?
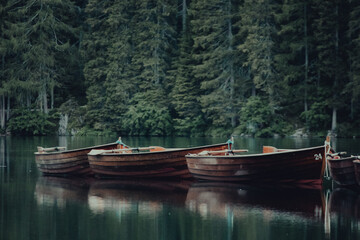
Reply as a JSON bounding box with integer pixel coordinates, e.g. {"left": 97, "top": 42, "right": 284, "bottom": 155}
{"left": 327, "top": 156, "right": 359, "bottom": 163}
{"left": 34, "top": 142, "right": 119, "bottom": 155}
{"left": 185, "top": 145, "right": 325, "bottom": 159}
{"left": 88, "top": 143, "right": 228, "bottom": 156}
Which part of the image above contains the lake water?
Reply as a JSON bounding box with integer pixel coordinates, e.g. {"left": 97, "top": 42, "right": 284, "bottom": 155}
{"left": 1, "top": 136, "right": 360, "bottom": 240}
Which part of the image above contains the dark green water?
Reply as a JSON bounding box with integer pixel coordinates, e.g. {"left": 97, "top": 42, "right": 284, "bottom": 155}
{"left": 1, "top": 136, "right": 360, "bottom": 240}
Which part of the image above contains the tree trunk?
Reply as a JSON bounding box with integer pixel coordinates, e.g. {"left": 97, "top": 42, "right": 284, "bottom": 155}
{"left": 332, "top": 108, "right": 337, "bottom": 132}
{"left": 182, "top": 0, "right": 187, "bottom": 32}
{"left": 228, "top": 1, "right": 236, "bottom": 128}
{"left": 252, "top": 84, "right": 256, "bottom": 97}
{"left": 43, "top": 90, "right": 48, "bottom": 114}
{"left": 27, "top": 91, "right": 31, "bottom": 108}
{"left": 0, "top": 95, "right": 5, "bottom": 129}
{"left": 6, "top": 95, "right": 10, "bottom": 121}
{"left": 50, "top": 84, "right": 54, "bottom": 110}
{"left": 304, "top": 3, "right": 308, "bottom": 119}
{"left": 332, "top": 4, "right": 339, "bottom": 133}
{"left": 230, "top": 65, "right": 236, "bottom": 127}
{"left": 1, "top": 54, "right": 5, "bottom": 129}
{"left": 41, "top": 84, "right": 48, "bottom": 114}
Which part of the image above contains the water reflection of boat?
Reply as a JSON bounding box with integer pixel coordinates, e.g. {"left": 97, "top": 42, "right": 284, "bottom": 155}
{"left": 185, "top": 182, "right": 325, "bottom": 219}
{"left": 88, "top": 179, "right": 191, "bottom": 214}
{"left": 329, "top": 187, "right": 360, "bottom": 219}
{"left": 35, "top": 176, "right": 91, "bottom": 207}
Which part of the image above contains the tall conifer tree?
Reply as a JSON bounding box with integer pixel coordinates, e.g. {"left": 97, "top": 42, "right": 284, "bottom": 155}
{"left": 124, "top": 0, "right": 177, "bottom": 135}
{"left": 83, "top": 0, "right": 135, "bottom": 132}
{"left": 347, "top": 0, "right": 360, "bottom": 121}
{"left": 312, "top": 0, "right": 348, "bottom": 132}
{"left": 170, "top": 0, "right": 206, "bottom": 135}
{"left": 190, "top": 0, "right": 242, "bottom": 133}
{"left": 238, "top": 0, "right": 279, "bottom": 111}
{"left": 276, "top": 1, "right": 312, "bottom": 124}
{"left": 0, "top": 1, "right": 9, "bottom": 129}
{"left": 82, "top": 0, "right": 112, "bottom": 130}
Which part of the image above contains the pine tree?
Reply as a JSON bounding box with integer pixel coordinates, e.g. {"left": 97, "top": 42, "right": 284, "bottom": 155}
{"left": 0, "top": 0, "right": 9, "bottom": 129}
{"left": 82, "top": 0, "right": 135, "bottom": 132}
{"left": 6, "top": 0, "right": 78, "bottom": 113}
{"left": 238, "top": 0, "right": 279, "bottom": 111}
{"left": 190, "top": 0, "right": 243, "bottom": 134}
{"left": 125, "top": 0, "right": 177, "bottom": 135}
{"left": 82, "top": 0, "right": 111, "bottom": 130}
{"left": 312, "top": 0, "right": 349, "bottom": 132}
{"left": 276, "top": 1, "right": 311, "bottom": 125}
{"left": 169, "top": 0, "right": 205, "bottom": 135}
{"left": 171, "top": 29, "right": 205, "bottom": 135}
{"left": 347, "top": 0, "right": 360, "bottom": 121}
{"left": 102, "top": 0, "right": 134, "bottom": 133}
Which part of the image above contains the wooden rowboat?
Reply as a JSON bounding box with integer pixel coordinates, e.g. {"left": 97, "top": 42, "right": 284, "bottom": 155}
{"left": 352, "top": 159, "right": 360, "bottom": 186}
{"left": 35, "top": 140, "right": 124, "bottom": 176}
{"left": 185, "top": 138, "right": 331, "bottom": 185}
{"left": 327, "top": 153, "right": 359, "bottom": 186}
{"left": 87, "top": 142, "right": 229, "bottom": 178}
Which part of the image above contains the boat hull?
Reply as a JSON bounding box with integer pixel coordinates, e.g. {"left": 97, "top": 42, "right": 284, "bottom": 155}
{"left": 328, "top": 156, "right": 358, "bottom": 186}
{"left": 186, "top": 145, "right": 326, "bottom": 184}
{"left": 35, "top": 142, "right": 119, "bottom": 176}
{"left": 88, "top": 143, "right": 228, "bottom": 178}
{"left": 353, "top": 160, "right": 360, "bottom": 186}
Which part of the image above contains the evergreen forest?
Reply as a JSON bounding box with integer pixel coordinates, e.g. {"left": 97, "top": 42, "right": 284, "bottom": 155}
{"left": 1, "top": 0, "right": 360, "bottom": 137}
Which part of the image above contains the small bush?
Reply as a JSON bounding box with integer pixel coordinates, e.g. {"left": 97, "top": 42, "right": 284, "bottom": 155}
{"left": 123, "top": 104, "right": 173, "bottom": 136}
{"left": 8, "top": 109, "right": 59, "bottom": 135}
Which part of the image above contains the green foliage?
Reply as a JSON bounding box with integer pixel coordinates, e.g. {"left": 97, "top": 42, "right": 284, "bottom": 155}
{"left": 336, "top": 123, "right": 360, "bottom": 138}
{"left": 123, "top": 104, "right": 173, "bottom": 136}
{"left": 238, "top": 0, "right": 279, "bottom": 109}
{"left": 238, "top": 96, "right": 273, "bottom": 137}
{"left": 237, "top": 96, "right": 291, "bottom": 137}
{"left": 190, "top": 0, "right": 243, "bottom": 129}
{"left": 301, "top": 101, "right": 331, "bottom": 132}
{"left": 75, "top": 126, "right": 116, "bottom": 137}
{"left": 58, "top": 99, "right": 87, "bottom": 134}
{"left": 173, "top": 116, "right": 206, "bottom": 137}
{"left": 8, "top": 109, "right": 59, "bottom": 136}
{"left": 1, "top": 0, "right": 360, "bottom": 137}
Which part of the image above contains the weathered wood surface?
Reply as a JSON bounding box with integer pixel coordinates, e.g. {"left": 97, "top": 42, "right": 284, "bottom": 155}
{"left": 352, "top": 159, "right": 360, "bottom": 186}
{"left": 328, "top": 155, "right": 358, "bottom": 186}
{"left": 185, "top": 145, "right": 327, "bottom": 184}
{"left": 88, "top": 143, "right": 228, "bottom": 178}
{"left": 34, "top": 142, "right": 120, "bottom": 176}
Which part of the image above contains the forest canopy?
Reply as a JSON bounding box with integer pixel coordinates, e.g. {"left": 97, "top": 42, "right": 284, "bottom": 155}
{"left": 0, "top": 0, "right": 360, "bottom": 137}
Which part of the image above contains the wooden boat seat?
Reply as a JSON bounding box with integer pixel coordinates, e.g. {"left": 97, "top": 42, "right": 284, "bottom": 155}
{"left": 262, "top": 146, "right": 289, "bottom": 153}
{"left": 37, "top": 146, "right": 66, "bottom": 153}
{"left": 149, "top": 146, "right": 166, "bottom": 152}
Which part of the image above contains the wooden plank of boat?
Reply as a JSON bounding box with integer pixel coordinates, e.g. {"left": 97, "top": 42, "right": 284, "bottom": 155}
{"left": 88, "top": 146, "right": 165, "bottom": 155}
{"left": 34, "top": 141, "right": 122, "bottom": 176}
{"left": 327, "top": 154, "right": 358, "bottom": 186}
{"left": 185, "top": 145, "right": 327, "bottom": 184}
{"left": 352, "top": 159, "right": 360, "bottom": 186}
{"left": 88, "top": 142, "right": 229, "bottom": 178}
